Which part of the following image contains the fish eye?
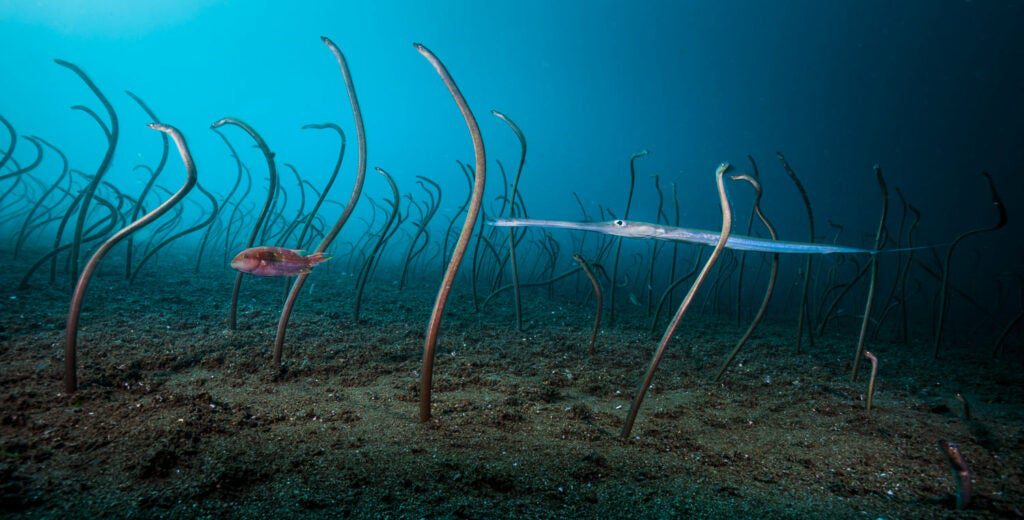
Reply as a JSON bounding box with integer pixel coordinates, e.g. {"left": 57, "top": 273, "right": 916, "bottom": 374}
{"left": 614, "top": 220, "right": 625, "bottom": 227}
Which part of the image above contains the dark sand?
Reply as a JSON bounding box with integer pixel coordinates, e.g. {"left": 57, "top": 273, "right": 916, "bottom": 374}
{"left": 2, "top": 257, "right": 1022, "bottom": 518}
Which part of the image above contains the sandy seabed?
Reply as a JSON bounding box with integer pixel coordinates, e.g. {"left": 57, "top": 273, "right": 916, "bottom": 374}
{"left": 1, "top": 257, "right": 1021, "bottom": 519}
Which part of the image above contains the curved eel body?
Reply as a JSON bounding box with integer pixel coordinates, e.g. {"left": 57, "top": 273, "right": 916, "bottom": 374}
{"left": 491, "top": 218, "right": 878, "bottom": 255}
{"left": 938, "top": 440, "right": 972, "bottom": 510}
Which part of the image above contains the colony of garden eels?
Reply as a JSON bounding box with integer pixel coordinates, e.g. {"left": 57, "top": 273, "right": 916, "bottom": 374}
{"left": 0, "top": 35, "right": 1017, "bottom": 514}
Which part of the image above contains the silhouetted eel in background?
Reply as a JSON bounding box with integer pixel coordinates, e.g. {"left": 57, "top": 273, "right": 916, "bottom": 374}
{"left": 55, "top": 59, "right": 119, "bottom": 288}
{"left": 609, "top": 150, "right": 646, "bottom": 325}
{"left": 195, "top": 127, "right": 243, "bottom": 273}
{"left": 776, "top": 152, "right": 815, "bottom": 353}
{"left": 14, "top": 137, "right": 68, "bottom": 258}
{"left": 573, "top": 253, "right": 602, "bottom": 355}
{"left": 276, "top": 164, "right": 306, "bottom": 247}
{"left": 0, "top": 135, "right": 42, "bottom": 183}
{"left": 851, "top": 166, "right": 888, "bottom": 381}
{"left": 415, "top": 42, "right": 487, "bottom": 423}
{"left": 482, "top": 263, "right": 586, "bottom": 310}
{"left": 130, "top": 183, "right": 218, "bottom": 283}
{"left": 218, "top": 136, "right": 252, "bottom": 264}
{"left": 296, "top": 123, "right": 346, "bottom": 250}
{"left": 651, "top": 248, "right": 704, "bottom": 335}
{"left": 212, "top": 117, "right": 278, "bottom": 330}
{"left": 64, "top": 123, "right": 196, "bottom": 394}
{"left": 492, "top": 109, "right": 526, "bottom": 331}
{"left": 399, "top": 175, "right": 441, "bottom": 289}
{"left": 0, "top": 114, "right": 15, "bottom": 172}
{"left": 353, "top": 167, "right": 400, "bottom": 321}
{"left": 667, "top": 182, "right": 681, "bottom": 308}
{"left": 933, "top": 172, "right": 1007, "bottom": 358}
{"left": 992, "top": 274, "right": 1023, "bottom": 358}
{"left": 19, "top": 194, "right": 120, "bottom": 290}
{"left": 716, "top": 173, "right": 779, "bottom": 381}
{"left": 646, "top": 174, "right": 667, "bottom": 315}
{"left": 46, "top": 171, "right": 92, "bottom": 283}
{"left": 124, "top": 91, "right": 168, "bottom": 280}
{"left": 735, "top": 155, "right": 761, "bottom": 325}
{"left": 274, "top": 36, "right": 367, "bottom": 367}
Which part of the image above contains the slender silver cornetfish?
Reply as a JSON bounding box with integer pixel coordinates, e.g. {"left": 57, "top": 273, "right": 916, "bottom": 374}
{"left": 490, "top": 218, "right": 899, "bottom": 255}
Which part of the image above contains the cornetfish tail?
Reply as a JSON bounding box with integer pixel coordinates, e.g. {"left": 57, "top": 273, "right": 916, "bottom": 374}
{"left": 720, "top": 236, "right": 871, "bottom": 255}
{"left": 871, "top": 245, "right": 940, "bottom": 255}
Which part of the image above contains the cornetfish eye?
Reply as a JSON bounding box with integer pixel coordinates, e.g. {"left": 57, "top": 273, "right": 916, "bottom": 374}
{"left": 614, "top": 220, "right": 625, "bottom": 227}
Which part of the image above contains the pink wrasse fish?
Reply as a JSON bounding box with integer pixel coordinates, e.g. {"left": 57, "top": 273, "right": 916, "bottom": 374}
{"left": 230, "top": 246, "right": 331, "bottom": 276}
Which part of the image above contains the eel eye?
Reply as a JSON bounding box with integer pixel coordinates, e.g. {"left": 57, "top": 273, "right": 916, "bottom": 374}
{"left": 614, "top": 220, "right": 625, "bottom": 227}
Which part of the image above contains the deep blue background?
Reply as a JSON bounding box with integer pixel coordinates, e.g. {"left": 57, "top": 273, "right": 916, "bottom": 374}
{"left": 2, "top": 0, "right": 1021, "bottom": 275}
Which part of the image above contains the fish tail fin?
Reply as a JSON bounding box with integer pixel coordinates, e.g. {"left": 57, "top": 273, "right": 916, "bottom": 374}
{"left": 873, "top": 243, "right": 946, "bottom": 255}
{"left": 307, "top": 252, "right": 332, "bottom": 266}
